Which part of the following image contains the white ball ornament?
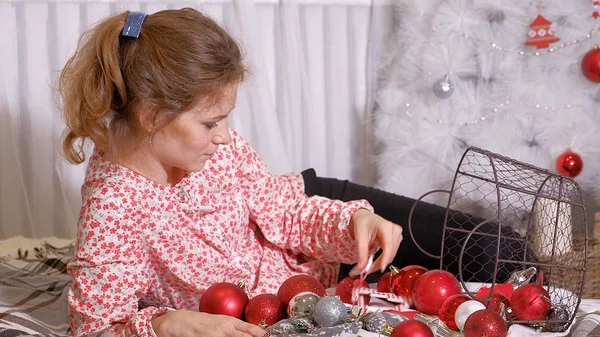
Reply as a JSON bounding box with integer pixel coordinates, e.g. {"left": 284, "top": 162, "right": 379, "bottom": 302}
{"left": 454, "top": 300, "right": 486, "bottom": 331}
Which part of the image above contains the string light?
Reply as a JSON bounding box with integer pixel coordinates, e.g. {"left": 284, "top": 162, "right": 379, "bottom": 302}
{"left": 431, "top": 26, "right": 599, "bottom": 57}
{"left": 400, "top": 101, "right": 579, "bottom": 126}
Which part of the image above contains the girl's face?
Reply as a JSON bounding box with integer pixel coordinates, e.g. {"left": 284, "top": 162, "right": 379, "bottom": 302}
{"left": 150, "top": 83, "right": 238, "bottom": 173}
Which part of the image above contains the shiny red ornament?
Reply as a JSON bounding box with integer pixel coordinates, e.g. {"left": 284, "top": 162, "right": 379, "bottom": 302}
{"left": 463, "top": 309, "right": 507, "bottom": 337}
{"left": 412, "top": 270, "right": 461, "bottom": 315}
{"left": 390, "top": 319, "right": 434, "bottom": 337}
{"left": 390, "top": 265, "right": 427, "bottom": 308}
{"left": 556, "top": 151, "right": 584, "bottom": 178}
{"left": 277, "top": 274, "right": 326, "bottom": 306}
{"left": 244, "top": 294, "right": 284, "bottom": 327}
{"left": 438, "top": 294, "right": 470, "bottom": 331}
{"left": 484, "top": 293, "right": 512, "bottom": 316}
{"left": 511, "top": 284, "right": 551, "bottom": 321}
{"left": 377, "top": 271, "right": 393, "bottom": 292}
{"left": 582, "top": 46, "right": 600, "bottom": 82}
{"left": 199, "top": 282, "right": 249, "bottom": 319}
{"left": 335, "top": 276, "right": 371, "bottom": 305}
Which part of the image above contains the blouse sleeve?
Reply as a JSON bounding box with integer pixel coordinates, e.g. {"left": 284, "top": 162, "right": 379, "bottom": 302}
{"left": 68, "top": 194, "right": 171, "bottom": 337}
{"left": 232, "top": 130, "right": 374, "bottom": 264}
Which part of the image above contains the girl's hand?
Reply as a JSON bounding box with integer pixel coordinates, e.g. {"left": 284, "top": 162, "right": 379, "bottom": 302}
{"left": 349, "top": 209, "right": 403, "bottom": 275}
{"left": 151, "top": 309, "right": 265, "bottom": 337}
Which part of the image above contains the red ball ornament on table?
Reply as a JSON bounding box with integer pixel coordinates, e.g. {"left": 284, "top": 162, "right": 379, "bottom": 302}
{"left": 390, "top": 319, "right": 434, "bottom": 337}
{"left": 582, "top": 45, "right": 600, "bottom": 82}
{"left": 244, "top": 293, "right": 284, "bottom": 328}
{"left": 484, "top": 293, "right": 512, "bottom": 317}
{"left": 377, "top": 268, "right": 396, "bottom": 292}
{"left": 199, "top": 282, "right": 249, "bottom": 319}
{"left": 412, "top": 269, "right": 461, "bottom": 315}
{"left": 556, "top": 150, "right": 583, "bottom": 178}
{"left": 335, "top": 276, "right": 371, "bottom": 305}
{"left": 511, "top": 283, "right": 551, "bottom": 321}
{"left": 277, "top": 274, "right": 326, "bottom": 306}
{"left": 390, "top": 265, "right": 427, "bottom": 308}
{"left": 438, "top": 294, "right": 470, "bottom": 331}
{"left": 463, "top": 309, "right": 507, "bottom": 337}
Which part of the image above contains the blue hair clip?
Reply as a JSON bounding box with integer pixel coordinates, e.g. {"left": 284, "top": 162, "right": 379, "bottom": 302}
{"left": 122, "top": 11, "right": 147, "bottom": 38}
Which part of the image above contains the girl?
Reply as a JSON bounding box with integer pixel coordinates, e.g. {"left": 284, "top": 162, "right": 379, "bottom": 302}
{"left": 59, "top": 8, "right": 402, "bottom": 337}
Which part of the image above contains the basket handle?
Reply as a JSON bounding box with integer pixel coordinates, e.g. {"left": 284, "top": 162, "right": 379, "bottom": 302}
{"left": 458, "top": 218, "right": 500, "bottom": 297}
{"left": 408, "top": 189, "right": 451, "bottom": 259}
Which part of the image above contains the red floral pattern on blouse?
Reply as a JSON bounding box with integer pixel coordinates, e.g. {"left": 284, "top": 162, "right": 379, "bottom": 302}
{"left": 67, "top": 129, "right": 373, "bottom": 336}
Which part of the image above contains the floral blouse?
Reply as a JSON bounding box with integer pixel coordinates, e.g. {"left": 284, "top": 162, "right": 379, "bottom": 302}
{"left": 67, "top": 129, "right": 373, "bottom": 336}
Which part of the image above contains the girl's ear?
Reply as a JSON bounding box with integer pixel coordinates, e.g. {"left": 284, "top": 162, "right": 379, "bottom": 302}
{"left": 137, "top": 103, "right": 160, "bottom": 133}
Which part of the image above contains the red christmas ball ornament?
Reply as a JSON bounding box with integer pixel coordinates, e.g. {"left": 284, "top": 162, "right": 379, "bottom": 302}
{"left": 412, "top": 269, "right": 461, "bottom": 315}
{"left": 244, "top": 294, "right": 284, "bottom": 328}
{"left": 199, "top": 282, "right": 249, "bottom": 319}
{"left": 463, "top": 309, "right": 507, "bottom": 337}
{"left": 335, "top": 276, "right": 371, "bottom": 305}
{"left": 582, "top": 45, "right": 600, "bottom": 82}
{"left": 377, "top": 271, "right": 394, "bottom": 292}
{"left": 556, "top": 150, "right": 583, "bottom": 178}
{"left": 390, "top": 265, "right": 427, "bottom": 308}
{"left": 511, "top": 283, "right": 551, "bottom": 321}
{"left": 438, "top": 294, "right": 470, "bottom": 331}
{"left": 390, "top": 319, "right": 434, "bottom": 337}
{"left": 484, "top": 293, "right": 512, "bottom": 317}
{"left": 277, "top": 274, "right": 326, "bottom": 306}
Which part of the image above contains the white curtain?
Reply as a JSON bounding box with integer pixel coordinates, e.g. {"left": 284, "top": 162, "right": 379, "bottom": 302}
{"left": 0, "top": 0, "right": 375, "bottom": 239}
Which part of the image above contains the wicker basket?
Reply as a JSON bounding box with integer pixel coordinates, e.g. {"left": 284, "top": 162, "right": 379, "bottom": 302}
{"left": 583, "top": 212, "right": 600, "bottom": 298}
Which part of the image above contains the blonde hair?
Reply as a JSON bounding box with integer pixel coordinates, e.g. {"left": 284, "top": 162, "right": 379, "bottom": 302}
{"left": 58, "top": 8, "right": 246, "bottom": 164}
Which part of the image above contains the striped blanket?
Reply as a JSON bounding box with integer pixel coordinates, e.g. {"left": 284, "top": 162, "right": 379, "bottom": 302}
{"left": 0, "top": 241, "right": 600, "bottom": 337}
{"left": 0, "top": 243, "right": 72, "bottom": 336}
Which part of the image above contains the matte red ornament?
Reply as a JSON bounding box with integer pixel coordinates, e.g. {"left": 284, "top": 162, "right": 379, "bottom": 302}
{"left": 412, "top": 270, "right": 461, "bottom": 315}
{"left": 463, "top": 309, "right": 507, "bottom": 337}
{"left": 390, "top": 265, "right": 427, "bottom": 308}
{"left": 556, "top": 150, "right": 584, "bottom": 178}
{"left": 377, "top": 271, "right": 392, "bottom": 292}
{"left": 511, "top": 284, "right": 551, "bottom": 321}
{"left": 277, "top": 274, "right": 326, "bottom": 306}
{"left": 438, "top": 294, "right": 470, "bottom": 331}
{"left": 582, "top": 46, "right": 600, "bottom": 82}
{"left": 199, "top": 282, "right": 249, "bottom": 319}
{"left": 244, "top": 294, "right": 284, "bottom": 327}
{"left": 335, "top": 276, "right": 371, "bottom": 305}
{"left": 390, "top": 319, "right": 434, "bottom": 337}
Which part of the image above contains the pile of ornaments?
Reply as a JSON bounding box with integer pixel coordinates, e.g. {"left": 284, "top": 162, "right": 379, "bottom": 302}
{"left": 197, "top": 275, "right": 407, "bottom": 337}
{"left": 197, "top": 266, "right": 570, "bottom": 337}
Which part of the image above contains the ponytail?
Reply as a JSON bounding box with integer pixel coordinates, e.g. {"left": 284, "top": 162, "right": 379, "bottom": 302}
{"left": 59, "top": 12, "right": 128, "bottom": 164}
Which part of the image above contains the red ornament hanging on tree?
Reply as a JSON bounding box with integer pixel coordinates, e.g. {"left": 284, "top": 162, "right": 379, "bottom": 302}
{"left": 390, "top": 265, "right": 427, "bottom": 308}
{"left": 199, "top": 281, "right": 249, "bottom": 319}
{"left": 525, "top": 14, "right": 560, "bottom": 49}
{"left": 335, "top": 276, "right": 371, "bottom": 305}
{"left": 556, "top": 149, "right": 584, "bottom": 178}
{"left": 412, "top": 270, "right": 461, "bottom": 315}
{"left": 593, "top": 0, "right": 600, "bottom": 19}
{"left": 277, "top": 274, "right": 326, "bottom": 306}
{"left": 244, "top": 293, "right": 284, "bottom": 328}
{"left": 463, "top": 309, "right": 507, "bottom": 337}
{"left": 390, "top": 319, "right": 434, "bottom": 337}
{"left": 582, "top": 45, "right": 600, "bottom": 82}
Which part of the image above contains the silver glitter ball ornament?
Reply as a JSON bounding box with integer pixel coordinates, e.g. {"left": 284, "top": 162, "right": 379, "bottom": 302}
{"left": 544, "top": 304, "right": 571, "bottom": 332}
{"left": 288, "top": 292, "right": 320, "bottom": 318}
{"left": 313, "top": 296, "right": 348, "bottom": 327}
{"left": 432, "top": 74, "right": 455, "bottom": 99}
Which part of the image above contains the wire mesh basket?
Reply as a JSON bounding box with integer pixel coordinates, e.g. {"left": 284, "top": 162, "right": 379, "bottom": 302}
{"left": 408, "top": 147, "right": 587, "bottom": 332}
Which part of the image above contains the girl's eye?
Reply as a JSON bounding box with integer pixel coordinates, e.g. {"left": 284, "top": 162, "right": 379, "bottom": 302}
{"left": 205, "top": 122, "right": 218, "bottom": 129}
